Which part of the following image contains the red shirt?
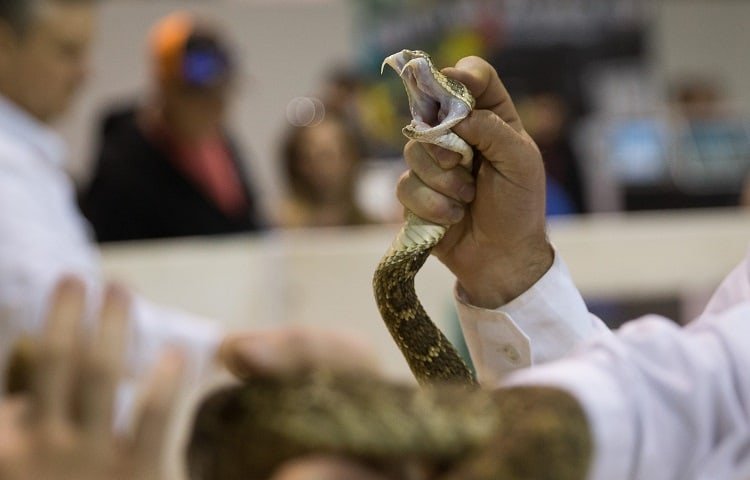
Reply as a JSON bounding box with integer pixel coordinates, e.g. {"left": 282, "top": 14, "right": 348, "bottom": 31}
{"left": 145, "top": 118, "right": 249, "bottom": 219}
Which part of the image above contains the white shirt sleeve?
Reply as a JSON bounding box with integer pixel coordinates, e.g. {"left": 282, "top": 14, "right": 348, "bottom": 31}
{"left": 455, "top": 251, "right": 611, "bottom": 384}
{"left": 702, "top": 251, "right": 750, "bottom": 317}
{"left": 0, "top": 150, "right": 224, "bottom": 393}
{"left": 456, "top": 247, "right": 750, "bottom": 479}
{"left": 505, "top": 306, "right": 750, "bottom": 480}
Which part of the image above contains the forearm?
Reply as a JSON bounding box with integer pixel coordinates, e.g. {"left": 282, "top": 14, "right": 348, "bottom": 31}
{"left": 457, "top": 238, "right": 554, "bottom": 310}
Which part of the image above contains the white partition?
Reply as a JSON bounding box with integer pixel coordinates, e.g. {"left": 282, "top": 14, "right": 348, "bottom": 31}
{"left": 101, "top": 208, "right": 750, "bottom": 381}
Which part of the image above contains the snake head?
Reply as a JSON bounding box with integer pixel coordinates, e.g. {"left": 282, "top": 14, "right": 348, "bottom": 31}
{"left": 381, "top": 49, "right": 475, "bottom": 139}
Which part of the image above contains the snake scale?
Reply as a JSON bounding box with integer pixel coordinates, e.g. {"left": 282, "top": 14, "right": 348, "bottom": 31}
{"left": 187, "top": 51, "right": 592, "bottom": 480}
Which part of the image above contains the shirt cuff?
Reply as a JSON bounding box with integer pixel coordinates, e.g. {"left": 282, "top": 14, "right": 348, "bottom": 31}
{"left": 455, "top": 251, "right": 608, "bottom": 387}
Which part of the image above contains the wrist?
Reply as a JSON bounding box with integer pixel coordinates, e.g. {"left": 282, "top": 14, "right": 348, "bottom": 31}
{"left": 458, "top": 241, "right": 554, "bottom": 309}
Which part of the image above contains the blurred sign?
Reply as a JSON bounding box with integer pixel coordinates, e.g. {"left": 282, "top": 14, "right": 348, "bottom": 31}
{"left": 356, "top": 0, "right": 649, "bottom": 66}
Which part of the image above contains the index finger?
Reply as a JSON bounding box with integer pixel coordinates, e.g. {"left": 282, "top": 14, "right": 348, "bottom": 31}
{"left": 442, "top": 56, "right": 524, "bottom": 134}
{"left": 33, "top": 277, "right": 86, "bottom": 427}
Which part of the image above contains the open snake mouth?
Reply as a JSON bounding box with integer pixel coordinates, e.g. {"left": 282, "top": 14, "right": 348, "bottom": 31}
{"left": 382, "top": 50, "right": 473, "bottom": 136}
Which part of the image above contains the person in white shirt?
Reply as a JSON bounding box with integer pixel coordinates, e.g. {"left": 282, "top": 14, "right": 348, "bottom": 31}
{"left": 275, "top": 57, "right": 750, "bottom": 480}
{"left": 0, "top": 0, "right": 377, "bottom": 409}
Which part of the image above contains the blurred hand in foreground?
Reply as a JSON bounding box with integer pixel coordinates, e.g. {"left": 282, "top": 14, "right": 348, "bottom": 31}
{"left": 0, "top": 278, "right": 185, "bottom": 480}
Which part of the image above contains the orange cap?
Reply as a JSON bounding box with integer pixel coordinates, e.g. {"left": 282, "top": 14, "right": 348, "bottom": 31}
{"left": 150, "top": 12, "right": 234, "bottom": 89}
{"left": 150, "top": 12, "right": 195, "bottom": 86}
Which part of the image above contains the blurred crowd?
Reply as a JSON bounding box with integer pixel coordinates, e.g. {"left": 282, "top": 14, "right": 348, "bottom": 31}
{"left": 63, "top": 7, "right": 750, "bottom": 246}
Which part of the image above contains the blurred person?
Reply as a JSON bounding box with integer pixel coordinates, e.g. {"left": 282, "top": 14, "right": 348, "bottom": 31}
{"left": 518, "top": 91, "right": 585, "bottom": 214}
{"left": 669, "top": 77, "right": 750, "bottom": 204}
{"left": 0, "top": 0, "right": 376, "bottom": 422}
{"left": 279, "top": 115, "right": 373, "bottom": 227}
{"left": 670, "top": 77, "right": 727, "bottom": 122}
{"left": 321, "top": 67, "right": 362, "bottom": 120}
{"left": 0, "top": 278, "right": 185, "bottom": 480}
{"left": 81, "top": 12, "right": 265, "bottom": 242}
{"left": 268, "top": 56, "right": 750, "bottom": 479}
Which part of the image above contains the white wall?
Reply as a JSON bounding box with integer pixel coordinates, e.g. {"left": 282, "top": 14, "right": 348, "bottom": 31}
{"left": 58, "top": 0, "right": 355, "bottom": 216}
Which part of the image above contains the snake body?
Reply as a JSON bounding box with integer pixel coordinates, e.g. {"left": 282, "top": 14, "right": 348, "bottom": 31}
{"left": 187, "top": 51, "right": 592, "bottom": 480}
{"left": 374, "top": 50, "right": 476, "bottom": 385}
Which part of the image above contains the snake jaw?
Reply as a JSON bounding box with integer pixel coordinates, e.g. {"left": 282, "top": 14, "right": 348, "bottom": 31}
{"left": 382, "top": 50, "right": 474, "bottom": 144}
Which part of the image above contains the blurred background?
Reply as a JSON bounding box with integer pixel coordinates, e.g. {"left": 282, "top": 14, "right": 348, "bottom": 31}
{"left": 55, "top": 0, "right": 750, "bottom": 378}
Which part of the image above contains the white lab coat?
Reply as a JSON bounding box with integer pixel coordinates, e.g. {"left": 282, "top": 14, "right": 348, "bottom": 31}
{"left": 456, "top": 251, "right": 750, "bottom": 479}
{"left": 0, "top": 95, "right": 223, "bottom": 392}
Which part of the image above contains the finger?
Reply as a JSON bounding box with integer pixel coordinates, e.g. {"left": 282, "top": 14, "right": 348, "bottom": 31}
{"left": 423, "top": 143, "right": 462, "bottom": 170}
{"left": 271, "top": 456, "right": 390, "bottom": 480}
{"left": 0, "top": 398, "right": 31, "bottom": 467}
{"left": 131, "top": 349, "right": 185, "bottom": 476}
{"left": 404, "top": 142, "right": 475, "bottom": 204}
{"left": 453, "top": 109, "right": 538, "bottom": 172}
{"left": 80, "top": 284, "right": 131, "bottom": 445}
{"left": 220, "top": 328, "right": 379, "bottom": 380}
{"left": 442, "top": 56, "right": 524, "bottom": 134}
{"left": 396, "top": 170, "right": 465, "bottom": 226}
{"left": 33, "top": 277, "right": 86, "bottom": 427}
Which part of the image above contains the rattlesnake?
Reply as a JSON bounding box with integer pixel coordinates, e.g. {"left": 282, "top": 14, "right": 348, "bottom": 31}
{"left": 372, "top": 49, "right": 476, "bottom": 386}
{"left": 187, "top": 51, "right": 591, "bottom": 480}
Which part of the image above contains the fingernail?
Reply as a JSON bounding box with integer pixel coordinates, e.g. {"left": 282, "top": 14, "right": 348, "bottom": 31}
{"left": 56, "top": 275, "right": 86, "bottom": 297}
{"left": 436, "top": 149, "right": 457, "bottom": 169}
{"left": 233, "top": 337, "right": 275, "bottom": 379}
{"left": 104, "top": 283, "right": 131, "bottom": 309}
{"left": 459, "top": 183, "right": 475, "bottom": 203}
{"left": 449, "top": 204, "right": 465, "bottom": 223}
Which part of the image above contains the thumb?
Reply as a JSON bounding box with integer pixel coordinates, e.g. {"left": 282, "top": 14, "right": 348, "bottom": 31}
{"left": 443, "top": 56, "right": 524, "bottom": 134}
{"left": 453, "top": 109, "right": 538, "bottom": 172}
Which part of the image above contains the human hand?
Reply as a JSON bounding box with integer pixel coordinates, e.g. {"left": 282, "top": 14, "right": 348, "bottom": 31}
{"left": 397, "top": 56, "right": 554, "bottom": 309}
{"left": 269, "top": 456, "right": 390, "bottom": 480}
{"left": 0, "top": 278, "right": 185, "bottom": 480}
{"left": 218, "top": 326, "right": 379, "bottom": 381}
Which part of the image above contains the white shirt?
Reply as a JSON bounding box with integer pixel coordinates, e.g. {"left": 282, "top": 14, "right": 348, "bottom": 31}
{"left": 0, "top": 95, "right": 223, "bottom": 391}
{"left": 456, "top": 250, "right": 750, "bottom": 480}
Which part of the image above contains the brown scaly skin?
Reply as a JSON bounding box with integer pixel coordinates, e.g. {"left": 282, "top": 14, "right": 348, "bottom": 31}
{"left": 187, "top": 375, "right": 592, "bottom": 480}
{"left": 373, "top": 230, "right": 477, "bottom": 385}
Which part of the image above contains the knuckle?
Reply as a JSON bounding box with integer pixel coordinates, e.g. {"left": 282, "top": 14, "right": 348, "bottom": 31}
{"left": 403, "top": 140, "right": 425, "bottom": 164}
{"left": 396, "top": 171, "right": 417, "bottom": 201}
{"left": 424, "top": 193, "right": 454, "bottom": 220}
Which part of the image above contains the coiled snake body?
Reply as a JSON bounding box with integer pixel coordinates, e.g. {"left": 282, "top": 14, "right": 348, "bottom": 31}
{"left": 187, "top": 51, "right": 591, "bottom": 480}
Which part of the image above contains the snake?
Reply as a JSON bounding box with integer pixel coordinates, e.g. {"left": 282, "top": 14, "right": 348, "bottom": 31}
{"left": 186, "top": 51, "right": 592, "bottom": 480}
{"left": 372, "top": 49, "right": 477, "bottom": 386}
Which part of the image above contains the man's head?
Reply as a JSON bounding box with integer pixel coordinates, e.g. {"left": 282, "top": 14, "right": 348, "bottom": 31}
{"left": 149, "top": 12, "right": 236, "bottom": 138}
{"left": 0, "top": 0, "right": 95, "bottom": 122}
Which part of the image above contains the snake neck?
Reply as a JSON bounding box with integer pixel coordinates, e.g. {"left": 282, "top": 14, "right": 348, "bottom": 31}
{"left": 374, "top": 213, "right": 477, "bottom": 386}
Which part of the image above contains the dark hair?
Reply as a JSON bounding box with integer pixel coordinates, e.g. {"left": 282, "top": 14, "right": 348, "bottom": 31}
{"left": 0, "top": 0, "right": 93, "bottom": 33}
